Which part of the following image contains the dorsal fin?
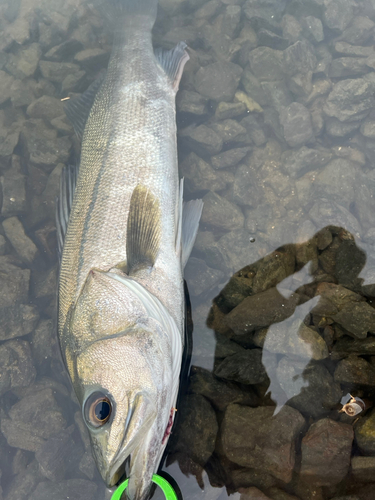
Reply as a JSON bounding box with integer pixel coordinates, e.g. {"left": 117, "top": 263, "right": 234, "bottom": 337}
{"left": 154, "top": 42, "right": 190, "bottom": 92}
{"left": 64, "top": 71, "right": 106, "bottom": 139}
{"left": 126, "top": 185, "right": 162, "bottom": 275}
{"left": 56, "top": 164, "right": 78, "bottom": 259}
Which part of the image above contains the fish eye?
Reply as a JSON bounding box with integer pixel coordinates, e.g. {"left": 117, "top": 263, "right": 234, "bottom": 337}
{"left": 84, "top": 392, "right": 113, "bottom": 428}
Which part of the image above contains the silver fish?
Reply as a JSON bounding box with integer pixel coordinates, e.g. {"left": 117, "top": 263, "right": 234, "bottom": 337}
{"left": 56, "top": 1, "right": 202, "bottom": 498}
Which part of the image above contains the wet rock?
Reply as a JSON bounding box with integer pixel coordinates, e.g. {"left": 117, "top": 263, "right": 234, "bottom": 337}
{"left": 1, "top": 156, "right": 26, "bottom": 217}
{"left": 194, "top": 62, "right": 242, "bottom": 102}
{"left": 177, "top": 90, "right": 208, "bottom": 115}
{"left": 248, "top": 47, "right": 284, "bottom": 82}
{"left": 217, "top": 228, "right": 262, "bottom": 274}
{"left": 323, "top": 74, "right": 375, "bottom": 123}
{"left": 240, "top": 488, "right": 272, "bottom": 500}
{"left": 2, "top": 217, "right": 38, "bottom": 264}
{"left": 180, "top": 153, "right": 226, "bottom": 194}
{"left": 244, "top": 0, "right": 287, "bottom": 29}
{"left": 300, "top": 418, "right": 353, "bottom": 486}
{"left": 333, "top": 302, "right": 375, "bottom": 339}
{"left": 261, "top": 80, "right": 292, "bottom": 112}
{"left": 281, "top": 14, "right": 302, "bottom": 43}
{"left": 215, "top": 101, "right": 247, "bottom": 120}
{"left": 301, "top": 16, "right": 324, "bottom": 43}
{"left": 180, "top": 124, "right": 223, "bottom": 156}
{"left": 74, "top": 48, "right": 109, "bottom": 68}
{"left": 329, "top": 57, "right": 368, "bottom": 78}
{"left": 210, "top": 119, "right": 247, "bottom": 144}
{"left": 230, "top": 163, "right": 260, "bottom": 207}
{"left": 185, "top": 257, "right": 224, "bottom": 297}
{"left": 0, "top": 305, "right": 38, "bottom": 342}
{"left": 0, "top": 71, "right": 14, "bottom": 105}
{"left": 29, "top": 479, "right": 97, "bottom": 500}
{"left": 0, "top": 256, "right": 29, "bottom": 308}
{"left": 221, "top": 404, "right": 305, "bottom": 483}
{"left": 334, "top": 355, "right": 375, "bottom": 386}
{"left": 170, "top": 394, "right": 218, "bottom": 466}
{"left": 241, "top": 68, "right": 268, "bottom": 106}
{"left": 1, "top": 388, "right": 67, "bottom": 452}
{"left": 235, "top": 90, "right": 263, "bottom": 113}
{"left": 31, "top": 319, "right": 58, "bottom": 369}
{"left": 351, "top": 456, "right": 375, "bottom": 482}
{"left": 257, "top": 29, "right": 289, "bottom": 51}
{"left": 281, "top": 146, "right": 332, "bottom": 178}
{"left": 26, "top": 96, "right": 64, "bottom": 122}
{"left": 5, "top": 43, "right": 42, "bottom": 80}
{"left": 215, "top": 349, "right": 267, "bottom": 385}
{"left": 44, "top": 39, "right": 84, "bottom": 62}
{"left": 279, "top": 103, "right": 314, "bottom": 148}
{"left": 314, "top": 159, "right": 358, "bottom": 209}
{"left": 252, "top": 249, "right": 295, "bottom": 294}
{"left": 334, "top": 42, "right": 375, "bottom": 58}
{"left": 189, "top": 367, "right": 258, "bottom": 411}
{"left": 217, "top": 274, "right": 253, "bottom": 311}
{"left": 283, "top": 40, "right": 317, "bottom": 77}
{"left": 9, "top": 79, "right": 34, "bottom": 108}
{"left": 61, "top": 70, "right": 87, "bottom": 93}
{"left": 39, "top": 61, "right": 81, "bottom": 83}
{"left": 240, "top": 115, "right": 267, "bottom": 146}
{"left": 323, "top": 0, "right": 355, "bottom": 32}
{"left": 360, "top": 118, "right": 375, "bottom": 138}
{"left": 4, "top": 461, "right": 42, "bottom": 500}
{"left": 286, "top": 363, "right": 342, "bottom": 418}
{"left": 201, "top": 191, "right": 244, "bottom": 230}
{"left": 308, "top": 199, "right": 361, "bottom": 237}
{"left": 230, "top": 467, "right": 277, "bottom": 491}
{"left": 225, "top": 288, "right": 300, "bottom": 335}
{"left": 267, "top": 488, "right": 300, "bottom": 500}
{"left": 0, "top": 340, "right": 35, "bottom": 396}
{"left": 340, "top": 16, "right": 375, "bottom": 45}
{"left": 211, "top": 147, "right": 251, "bottom": 170}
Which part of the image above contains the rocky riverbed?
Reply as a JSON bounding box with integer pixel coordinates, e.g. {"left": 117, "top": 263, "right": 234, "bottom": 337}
{"left": 1, "top": 0, "right": 375, "bottom": 499}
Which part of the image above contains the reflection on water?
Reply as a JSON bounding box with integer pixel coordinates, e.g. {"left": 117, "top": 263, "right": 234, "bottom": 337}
{"left": 1, "top": 0, "right": 375, "bottom": 499}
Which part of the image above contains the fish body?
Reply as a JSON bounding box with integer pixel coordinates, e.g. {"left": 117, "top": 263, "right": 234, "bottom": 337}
{"left": 57, "top": 1, "right": 202, "bottom": 498}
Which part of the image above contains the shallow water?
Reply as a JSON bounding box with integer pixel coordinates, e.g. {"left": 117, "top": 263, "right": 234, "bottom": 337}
{"left": 1, "top": 0, "right": 375, "bottom": 499}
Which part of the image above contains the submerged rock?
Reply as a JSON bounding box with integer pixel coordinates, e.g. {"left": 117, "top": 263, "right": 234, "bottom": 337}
{"left": 194, "top": 61, "right": 242, "bottom": 102}
{"left": 201, "top": 191, "right": 244, "bottom": 231}
{"left": 0, "top": 340, "right": 36, "bottom": 396}
{"left": 214, "top": 349, "right": 267, "bottom": 385}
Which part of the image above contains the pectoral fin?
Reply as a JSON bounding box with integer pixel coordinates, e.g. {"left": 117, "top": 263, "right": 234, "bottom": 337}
{"left": 154, "top": 42, "right": 190, "bottom": 92}
{"left": 126, "top": 185, "right": 161, "bottom": 274}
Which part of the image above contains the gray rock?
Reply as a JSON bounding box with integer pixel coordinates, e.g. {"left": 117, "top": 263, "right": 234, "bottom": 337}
{"left": 360, "top": 118, "right": 375, "bottom": 138}
{"left": 257, "top": 29, "right": 289, "bottom": 50}
{"left": 194, "top": 62, "right": 242, "bottom": 101}
{"left": 230, "top": 163, "right": 261, "bottom": 207}
{"left": 333, "top": 302, "right": 375, "bottom": 339}
{"left": 10, "top": 79, "right": 35, "bottom": 107}
{"left": 39, "top": 61, "right": 81, "bottom": 82}
{"left": 281, "top": 146, "right": 332, "bottom": 178}
{"left": 61, "top": 70, "right": 87, "bottom": 93}
{"left": 286, "top": 363, "right": 342, "bottom": 418}
{"left": 335, "top": 238, "right": 366, "bottom": 290}
{"left": 252, "top": 249, "right": 295, "bottom": 294}
{"left": 323, "top": 74, "right": 375, "bottom": 122}
{"left": 74, "top": 48, "right": 109, "bottom": 68}
{"left": 241, "top": 68, "right": 268, "bottom": 106}
{"left": 185, "top": 257, "right": 224, "bottom": 297}
{"left": 177, "top": 90, "right": 208, "bottom": 115}
{"left": 355, "top": 409, "right": 375, "bottom": 454}
{"left": 214, "top": 349, "right": 267, "bottom": 384}
{"left": 301, "top": 16, "right": 324, "bottom": 43}
{"left": 261, "top": 80, "right": 292, "bottom": 112}
{"left": 334, "top": 42, "right": 375, "bottom": 58}
{"left": 2, "top": 217, "right": 38, "bottom": 264}
{"left": 333, "top": 337, "right": 375, "bottom": 358}
{"left": 248, "top": 47, "right": 284, "bottom": 82}
{"left": 194, "top": 0, "right": 221, "bottom": 19}
{"left": 281, "top": 14, "right": 302, "bottom": 43}
{"left": 238, "top": 487, "right": 272, "bottom": 499}
{"left": 244, "top": 0, "right": 287, "bottom": 29}
{"left": 221, "top": 404, "right": 305, "bottom": 482}
{"left": 216, "top": 274, "right": 253, "bottom": 311}
{"left": 230, "top": 468, "right": 277, "bottom": 492}
{"left": 29, "top": 479, "right": 97, "bottom": 500}
{"left": 329, "top": 57, "right": 368, "bottom": 78}
{"left": 222, "top": 5, "right": 242, "bottom": 38}
{"left": 0, "top": 305, "right": 38, "bottom": 342}
{"left": 326, "top": 118, "right": 361, "bottom": 137}
{"left": 279, "top": 103, "right": 314, "bottom": 148}
{"left": 31, "top": 319, "right": 59, "bottom": 368}
{"left": 0, "top": 340, "right": 35, "bottom": 396}
{"left": 201, "top": 191, "right": 244, "bottom": 230}
{"left": 309, "top": 199, "right": 361, "bottom": 237}
{"left": 4, "top": 461, "right": 42, "bottom": 500}
{"left": 180, "top": 125, "right": 223, "bottom": 156}
{"left": 314, "top": 159, "right": 358, "bottom": 208}
{"left": 215, "top": 101, "right": 247, "bottom": 120}
{"left": 5, "top": 43, "right": 42, "bottom": 80}
{"left": 340, "top": 15, "right": 375, "bottom": 45}
{"left": 170, "top": 394, "right": 218, "bottom": 466}
{"left": 351, "top": 456, "right": 375, "bottom": 482}
{"left": 323, "top": 0, "right": 355, "bottom": 32}
{"left": 211, "top": 147, "right": 251, "bottom": 170}
{"left": 1, "top": 156, "right": 26, "bottom": 217}
{"left": 1, "top": 388, "right": 67, "bottom": 452}
{"left": 300, "top": 418, "right": 353, "bottom": 485}
{"left": 283, "top": 40, "right": 317, "bottom": 77}
{"left": 0, "top": 71, "right": 14, "bottom": 105}
{"left": 26, "top": 95, "right": 64, "bottom": 121}
{"left": 334, "top": 355, "right": 375, "bottom": 386}
{"left": 240, "top": 115, "right": 267, "bottom": 146}
{"left": 189, "top": 366, "right": 258, "bottom": 411}
{"left": 225, "top": 287, "right": 300, "bottom": 335}
{"left": 44, "top": 39, "right": 84, "bottom": 61}
{"left": 210, "top": 119, "right": 247, "bottom": 144}
{"left": 180, "top": 152, "right": 226, "bottom": 194}
{"left": 0, "top": 256, "right": 30, "bottom": 308}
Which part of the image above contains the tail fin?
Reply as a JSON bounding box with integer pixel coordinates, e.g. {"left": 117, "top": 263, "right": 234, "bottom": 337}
{"left": 96, "top": 0, "right": 158, "bottom": 30}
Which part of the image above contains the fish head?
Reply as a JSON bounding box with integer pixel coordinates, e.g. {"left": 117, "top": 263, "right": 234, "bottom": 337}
{"left": 68, "top": 270, "right": 177, "bottom": 499}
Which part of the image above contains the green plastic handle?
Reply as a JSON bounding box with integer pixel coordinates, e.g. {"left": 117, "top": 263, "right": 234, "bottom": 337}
{"left": 110, "top": 474, "right": 178, "bottom": 500}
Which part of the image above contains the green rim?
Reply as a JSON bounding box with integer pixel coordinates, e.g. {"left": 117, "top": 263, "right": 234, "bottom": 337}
{"left": 110, "top": 474, "right": 178, "bottom": 500}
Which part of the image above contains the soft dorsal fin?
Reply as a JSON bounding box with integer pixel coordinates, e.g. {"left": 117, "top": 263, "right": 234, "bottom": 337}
{"left": 126, "top": 185, "right": 162, "bottom": 275}
{"left": 56, "top": 164, "right": 78, "bottom": 259}
{"left": 64, "top": 71, "right": 106, "bottom": 139}
{"left": 154, "top": 42, "right": 190, "bottom": 92}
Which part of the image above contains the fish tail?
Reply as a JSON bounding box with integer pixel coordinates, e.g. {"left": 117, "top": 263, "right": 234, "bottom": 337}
{"left": 98, "top": 0, "right": 158, "bottom": 31}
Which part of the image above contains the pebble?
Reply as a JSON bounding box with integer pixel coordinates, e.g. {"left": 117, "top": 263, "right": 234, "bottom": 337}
{"left": 283, "top": 40, "right": 317, "bottom": 77}
{"left": 210, "top": 119, "right": 248, "bottom": 144}
{"left": 215, "top": 348, "right": 267, "bottom": 385}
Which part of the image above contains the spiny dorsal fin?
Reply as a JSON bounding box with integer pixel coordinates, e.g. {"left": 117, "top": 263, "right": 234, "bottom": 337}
{"left": 126, "top": 185, "right": 161, "bottom": 275}
{"left": 154, "top": 42, "right": 190, "bottom": 92}
{"left": 56, "top": 163, "right": 78, "bottom": 260}
{"left": 64, "top": 71, "right": 106, "bottom": 140}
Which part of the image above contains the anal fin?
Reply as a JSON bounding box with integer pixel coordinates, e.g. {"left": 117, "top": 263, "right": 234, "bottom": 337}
{"left": 126, "top": 185, "right": 161, "bottom": 275}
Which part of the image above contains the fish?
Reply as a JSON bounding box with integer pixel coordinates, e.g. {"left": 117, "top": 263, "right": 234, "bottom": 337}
{"left": 56, "top": 0, "right": 203, "bottom": 498}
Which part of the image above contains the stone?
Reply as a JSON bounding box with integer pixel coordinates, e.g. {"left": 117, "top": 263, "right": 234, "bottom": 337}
{"left": 180, "top": 153, "right": 226, "bottom": 194}
{"left": 185, "top": 257, "right": 224, "bottom": 297}
{"left": 326, "top": 118, "right": 361, "bottom": 137}
{"left": 334, "top": 42, "right": 375, "bottom": 58}
{"left": 241, "top": 68, "right": 268, "bottom": 106}
{"left": 333, "top": 302, "right": 375, "bottom": 339}
{"left": 1, "top": 156, "right": 26, "bottom": 217}
{"left": 189, "top": 366, "right": 258, "bottom": 411}
{"left": 0, "top": 71, "right": 14, "bottom": 105}
{"left": 0, "top": 305, "right": 39, "bottom": 342}
{"left": 74, "top": 48, "right": 109, "bottom": 68}
{"left": 31, "top": 319, "right": 59, "bottom": 368}
{"left": 360, "top": 118, "right": 375, "bottom": 138}
{"left": 230, "top": 163, "right": 262, "bottom": 207}
{"left": 257, "top": 29, "right": 289, "bottom": 50}
{"left": 0, "top": 256, "right": 30, "bottom": 308}
{"left": 26, "top": 96, "right": 64, "bottom": 121}
{"left": 244, "top": 0, "right": 287, "bottom": 29}
{"left": 300, "top": 418, "right": 353, "bottom": 485}
{"left": 177, "top": 90, "right": 208, "bottom": 115}
{"left": 225, "top": 287, "right": 300, "bottom": 335}
{"left": 314, "top": 159, "right": 358, "bottom": 209}
{"left": 267, "top": 488, "right": 300, "bottom": 500}
{"left": 351, "top": 456, "right": 375, "bottom": 482}
{"left": 180, "top": 125, "right": 222, "bottom": 156}
{"left": 248, "top": 47, "right": 284, "bottom": 82}
{"left": 301, "top": 16, "right": 324, "bottom": 43}
{"left": 279, "top": 103, "right": 314, "bottom": 148}
{"left": 194, "top": 0, "right": 221, "bottom": 19}
{"left": 234, "top": 91, "right": 263, "bottom": 113}
{"left": 169, "top": 394, "right": 218, "bottom": 466}
{"left": 281, "top": 14, "right": 302, "bottom": 43}
{"left": 340, "top": 16, "right": 375, "bottom": 45}
{"left": 215, "top": 101, "right": 247, "bottom": 120}
{"left": 309, "top": 199, "right": 361, "bottom": 238}
{"left": 252, "top": 249, "right": 295, "bottom": 294}
{"left": 61, "top": 70, "right": 87, "bottom": 93}
{"left": 201, "top": 191, "right": 244, "bottom": 231}
{"left": 241, "top": 115, "right": 267, "bottom": 146}
{"left": 2, "top": 217, "right": 38, "bottom": 264}
{"left": 211, "top": 147, "right": 251, "bottom": 170}
{"left": 335, "top": 238, "right": 366, "bottom": 289}
{"left": 281, "top": 147, "right": 332, "bottom": 179}
{"left": 323, "top": 74, "right": 375, "bottom": 123}
{"left": 28, "top": 479, "right": 97, "bottom": 500}
{"left": 5, "top": 43, "right": 42, "bottom": 80}
{"left": 3, "top": 461, "right": 42, "bottom": 500}
{"left": 0, "top": 340, "right": 36, "bottom": 396}
{"left": 283, "top": 40, "right": 317, "bottom": 77}
{"left": 329, "top": 58, "right": 368, "bottom": 78}
{"left": 230, "top": 468, "right": 277, "bottom": 491}
{"left": 1, "top": 388, "right": 67, "bottom": 452}
{"left": 10, "top": 79, "right": 34, "bottom": 107}
{"left": 194, "top": 62, "right": 242, "bottom": 102}
{"left": 323, "top": 0, "right": 355, "bottom": 32}
{"left": 39, "top": 61, "right": 80, "bottom": 83}
{"left": 214, "top": 349, "right": 267, "bottom": 384}
{"left": 44, "top": 39, "right": 84, "bottom": 61}
{"left": 210, "top": 119, "right": 247, "bottom": 144}
{"left": 334, "top": 355, "right": 375, "bottom": 386}
{"left": 221, "top": 404, "right": 305, "bottom": 483}
{"left": 261, "top": 80, "right": 292, "bottom": 112}
{"left": 217, "top": 274, "right": 253, "bottom": 311}
{"left": 240, "top": 488, "right": 272, "bottom": 500}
